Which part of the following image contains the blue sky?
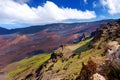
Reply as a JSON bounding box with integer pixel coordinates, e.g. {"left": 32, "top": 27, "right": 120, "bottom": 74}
{"left": 0, "top": 0, "right": 120, "bottom": 29}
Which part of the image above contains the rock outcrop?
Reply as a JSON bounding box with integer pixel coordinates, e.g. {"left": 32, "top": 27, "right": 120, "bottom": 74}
{"left": 93, "top": 19, "right": 120, "bottom": 42}
{"left": 50, "top": 44, "right": 74, "bottom": 62}
{"left": 77, "top": 19, "right": 120, "bottom": 80}
{"left": 24, "top": 44, "right": 75, "bottom": 80}
{"left": 81, "top": 33, "right": 90, "bottom": 41}
{"left": 77, "top": 56, "right": 110, "bottom": 80}
{"left": 77, "top": 41, "right": 120, "bottom": 80}
{"left": 105, "top": 41, "right": 120, "bottom": 77}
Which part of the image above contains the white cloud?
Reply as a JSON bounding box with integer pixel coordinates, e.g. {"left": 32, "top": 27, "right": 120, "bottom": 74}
{"left": 0, "top": 0, "right": 96, "bottom": 25}
{"left": 84, "top": 0, "right": 87, "bottom": 4}
{"left": 100, "top": 0, "right": 120, "bottom": 14}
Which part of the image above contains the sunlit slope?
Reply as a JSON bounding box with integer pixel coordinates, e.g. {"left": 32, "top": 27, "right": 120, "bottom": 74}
{"left": 6, "top": 38, "right": 105, "bottom": 80}
{"left": 6, "top": 53, "right": 50, "bottom": 80}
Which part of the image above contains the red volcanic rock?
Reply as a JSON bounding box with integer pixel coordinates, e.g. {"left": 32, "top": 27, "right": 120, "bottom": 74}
{"left": 47, "top": 34, "right": 60, "bottom": 39}
{"left": 63, "top": 34, "right": 79, "bottom": 43}
{"left": 9, "top": 34, "right": 29, "bottom": 45}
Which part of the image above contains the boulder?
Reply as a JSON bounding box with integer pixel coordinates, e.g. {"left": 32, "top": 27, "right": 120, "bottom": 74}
{"left": 90, "top": 73, "right": 106, "bottom": 80}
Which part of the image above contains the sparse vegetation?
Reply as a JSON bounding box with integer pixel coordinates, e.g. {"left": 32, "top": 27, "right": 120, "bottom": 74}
{"left": 6, "top": 53, "right": 50, "bottom": 80}
{"left": 6, "top": 37, "right": 105, "bottom": 80}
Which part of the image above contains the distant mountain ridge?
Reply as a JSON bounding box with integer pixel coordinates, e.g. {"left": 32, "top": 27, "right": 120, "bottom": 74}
{"left": 0, "top": 19, "right": 113, "bottom": 35}
{"left": 0, "top": 27, "right": 10, "bottom": 34}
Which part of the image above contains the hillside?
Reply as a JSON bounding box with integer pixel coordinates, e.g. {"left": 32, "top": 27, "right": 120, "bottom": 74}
{"left": 1, "top": 53, "right": 51, "bottom": 80}
{"left": 0, "top": 20, "right": 112, "bottom": 70}
{"left": 3, "top": 38, "right": 93, "bottom": 80}
{"left": 3, "top": 19, "right": 120, "bottom": 80}
{"left": 0, "top": 27, "right": 10, "bottom": 35}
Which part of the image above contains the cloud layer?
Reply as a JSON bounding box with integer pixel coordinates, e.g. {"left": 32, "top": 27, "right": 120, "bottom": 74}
{"left": 101, "top": 0, "right": 120, "bottom": 14}
{"left": 0, "top": 0, "right": 96, "bottom": 25}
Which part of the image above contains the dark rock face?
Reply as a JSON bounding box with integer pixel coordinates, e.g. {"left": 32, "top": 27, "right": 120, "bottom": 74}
{"left": 81, "top": 33, "right": 90, "bottom": 41}
{"left": 73, "top": 33, "right": 89, "bottom": 43}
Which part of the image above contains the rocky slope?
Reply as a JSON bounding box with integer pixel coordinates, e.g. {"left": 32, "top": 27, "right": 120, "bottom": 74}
{"left": 77, "top": 19, "right": 120, "bottom": 80}
{"left": 77, "top": 43, "right": 120, "bottom": 80}
{"left": 5, "top": 38, "right": 92, "bottom": 80}
{"left": 20, "top": 19, "right": 120, "bottom": 80}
